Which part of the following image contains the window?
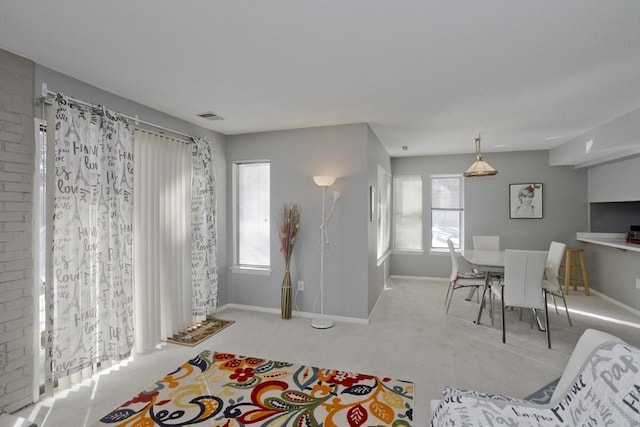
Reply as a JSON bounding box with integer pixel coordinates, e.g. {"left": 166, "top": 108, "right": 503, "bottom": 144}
{"left": 431, "top": 175, "right": 463, "bottom": 251}
{"left": 34, "top": 118, "right": 48, "bottom": 392}
{"left": 376, "top": 166, "right": 392, "bottom": 261}
{"left": 393, "top": 175, "right": 423, "bottom": 251}
{"left": 234, "top": 161, "right": 270, "bottom": 267}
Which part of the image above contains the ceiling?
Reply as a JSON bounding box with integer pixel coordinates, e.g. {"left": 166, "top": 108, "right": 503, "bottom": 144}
{"left": 1, "top": 1, "right": 638, "bottom": 158}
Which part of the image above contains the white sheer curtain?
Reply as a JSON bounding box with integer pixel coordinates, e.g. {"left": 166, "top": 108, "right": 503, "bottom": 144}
{"left": 133, "top": 130, "right": 192, "bottom": 352}
{"left": 49, "top": 95, "right": 134, "bottom": 382}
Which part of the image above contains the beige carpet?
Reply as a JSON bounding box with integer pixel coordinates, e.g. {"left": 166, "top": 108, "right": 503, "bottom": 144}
{"left": 14, "top": 277, "right": 640, "bottom": 426}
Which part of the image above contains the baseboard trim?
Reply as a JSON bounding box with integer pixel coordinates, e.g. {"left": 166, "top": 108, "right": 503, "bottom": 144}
{"left": 216, "top": 277, "right": 450, "bottom": 325}
{"left": 367, "top": 283, "right": 387, "bottom": 324}
{"left": 583, "top": 288, "right": 640, "bottom": 317}
{"left": 0, "top": 412, "right": 37, "bottom": 427}
{"left": 217, "top": 303, "right": 369, "bottom": 325}
{"left": 386, "top": 276, "right": 640, "bottom": 316}
{"left": 390, "top": 275, "right": 448, "bottom": 283}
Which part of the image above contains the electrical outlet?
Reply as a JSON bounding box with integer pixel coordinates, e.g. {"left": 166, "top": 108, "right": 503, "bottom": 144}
{"left": 636, "top": 278, "right": 640, "bottom": 290}
{"left": 298, "top": 280, "right": 304, "bottom": 291}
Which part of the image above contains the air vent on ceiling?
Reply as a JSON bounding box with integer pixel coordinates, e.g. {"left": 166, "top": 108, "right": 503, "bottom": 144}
{"left": 197, "top": 111, "right": 223, "bottom": 121}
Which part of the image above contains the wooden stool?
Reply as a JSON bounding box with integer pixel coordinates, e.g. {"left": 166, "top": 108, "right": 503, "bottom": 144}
{"left": 560, "top": 247, "right": 590, "bottom": 295}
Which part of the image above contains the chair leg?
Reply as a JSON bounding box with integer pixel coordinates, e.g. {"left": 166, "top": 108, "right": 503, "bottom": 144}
{"left": 444, "top": 283, "right": 452, "bottom": 307}
{"left": 465, "top": 287, "right": 476, "bottom": 301}
{"left": 490, "top": 289, "right": 494, "bottom": 326}
{"left": 501, "top": 285, "right": 506, "bottom": 344}
{"left": 544, "top": 291, "right": 551, "bottom": 349}
{"left": 552, "top": 294, "right": 559, "bottom": 315}
{"left": 445, "top": 285, "right": 455, "bottom": 314}
{"left": 560, "top": 292, "right": 572, "bottom": 326}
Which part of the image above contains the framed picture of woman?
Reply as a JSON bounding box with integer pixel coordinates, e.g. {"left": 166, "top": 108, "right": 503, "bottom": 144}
{"left": 509, "top": 183, "right": 543, "bottom": 219}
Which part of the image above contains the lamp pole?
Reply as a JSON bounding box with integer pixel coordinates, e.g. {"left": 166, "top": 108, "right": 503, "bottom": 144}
{"left": 311, "top": 177, "right": 335, "bottom": 329}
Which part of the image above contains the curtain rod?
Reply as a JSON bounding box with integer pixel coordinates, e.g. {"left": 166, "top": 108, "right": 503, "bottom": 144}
{"left": 40, "top": 82, "right": 204, "bottom": 143}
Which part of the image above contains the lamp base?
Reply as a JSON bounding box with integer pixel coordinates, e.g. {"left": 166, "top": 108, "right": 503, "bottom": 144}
{"left": 311, "top": 317, "right": 334, "bottom": 329}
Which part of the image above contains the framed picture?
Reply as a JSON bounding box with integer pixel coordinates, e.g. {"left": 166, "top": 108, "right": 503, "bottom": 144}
{"left": 509, "top": 183, "right": 543, "bottom": 219}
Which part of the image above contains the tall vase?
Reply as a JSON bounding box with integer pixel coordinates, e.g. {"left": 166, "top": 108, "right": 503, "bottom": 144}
{"left": 281, "top": 269, "right": 292, "bottom": 319}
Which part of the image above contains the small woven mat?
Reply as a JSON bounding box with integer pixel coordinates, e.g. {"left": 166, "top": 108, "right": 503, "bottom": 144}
{"left": 166, "top": 317, "right": 234, "bottom": 347}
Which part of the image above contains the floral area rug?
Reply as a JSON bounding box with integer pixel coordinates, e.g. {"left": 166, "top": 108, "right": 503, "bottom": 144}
{"left": 96, "top": 351, "right": 414, "bottom": 426}
{"left": 165, "top": 317, "right": 234, "bottom": 347}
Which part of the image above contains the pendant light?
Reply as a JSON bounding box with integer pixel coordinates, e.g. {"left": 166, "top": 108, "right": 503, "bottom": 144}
{"left": 463, "top": 134, "right": 498, "bottom": 177}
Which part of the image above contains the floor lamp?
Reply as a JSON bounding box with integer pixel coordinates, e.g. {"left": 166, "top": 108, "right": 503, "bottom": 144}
{"left": 311, "top": 176, "right": 340, "bottom": 329}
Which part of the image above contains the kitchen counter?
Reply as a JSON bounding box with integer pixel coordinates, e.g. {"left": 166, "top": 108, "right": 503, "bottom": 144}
{"left": 576, "top": 232, "right": 640, "bottom": 253}
{"left": 576, "top": 232, "right": 640, "bottom": 312}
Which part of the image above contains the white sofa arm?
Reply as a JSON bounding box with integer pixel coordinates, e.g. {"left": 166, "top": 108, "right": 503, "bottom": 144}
{"left": 430, "top": 329, "right": 630, "bottom": 423}
{"left": 550, "top": 329, "right": 625, "bottom": 402}
{"left": 431, "top": 340, "right": 639, "bottom": 426}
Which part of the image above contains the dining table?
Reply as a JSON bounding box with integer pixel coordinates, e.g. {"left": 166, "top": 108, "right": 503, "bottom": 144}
{"left": 461, "top": 249, "right": 505, "bottom": 324}
{"left": 462, "top": 248, "right": 548, "bottom": 332}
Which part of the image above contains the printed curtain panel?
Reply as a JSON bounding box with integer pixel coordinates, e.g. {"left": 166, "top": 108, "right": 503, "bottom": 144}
{"left": 191, "top": 138, "right": 218, "bottom": 320}
{"left": 48, "top": 95, "right": 134, "bottom": 381}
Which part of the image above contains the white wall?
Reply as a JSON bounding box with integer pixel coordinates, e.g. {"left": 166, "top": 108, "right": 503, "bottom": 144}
{"left": 367, "top": 126, "right": 391, "bottom": 313}
{"left": 588, "top": 156, "right": 640, "bottom": 203}
{"left": 584, "top": 155, "right": 640, "bottom": 308}
{"left": 549, "top": 108, "right": 640, "bottom": 167}
{"left": 226, "top": 124, "right": 375, "bottom": 320}
{"left": 390, "top": 150, "right": 588, "bottom": 278}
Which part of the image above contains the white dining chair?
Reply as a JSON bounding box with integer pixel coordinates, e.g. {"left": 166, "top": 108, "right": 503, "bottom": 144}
{"left": 466, "top": 235, "right": 501, "bottom": 301}
{"left": 473, "top": 235, "right": 500, "bottom": 251}
{"left": 445, "top": 239, "right": 487, "bottom": 314}
{"left": 543, "top": 241, "right": 572, "bottom": 326}
{"left": 490, "top": 249, "right": 551, "bottom": 348}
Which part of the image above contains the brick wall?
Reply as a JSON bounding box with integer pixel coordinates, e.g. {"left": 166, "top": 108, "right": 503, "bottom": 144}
{"left": 0, "top": 49, "right": 36, "bottom": 413}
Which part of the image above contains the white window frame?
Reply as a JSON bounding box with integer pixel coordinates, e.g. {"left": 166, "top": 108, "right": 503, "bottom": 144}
{"left": 232, "top": 160, "right": 271, "bottom": 273}
{"left": 430, "top": 174, "right": 464, "bottom": 253}
{"left": 393, "top": 175, "right": 424, "bottom": 253}
{"left": 376, "top": 165, "right": 392, "bottom": 264}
